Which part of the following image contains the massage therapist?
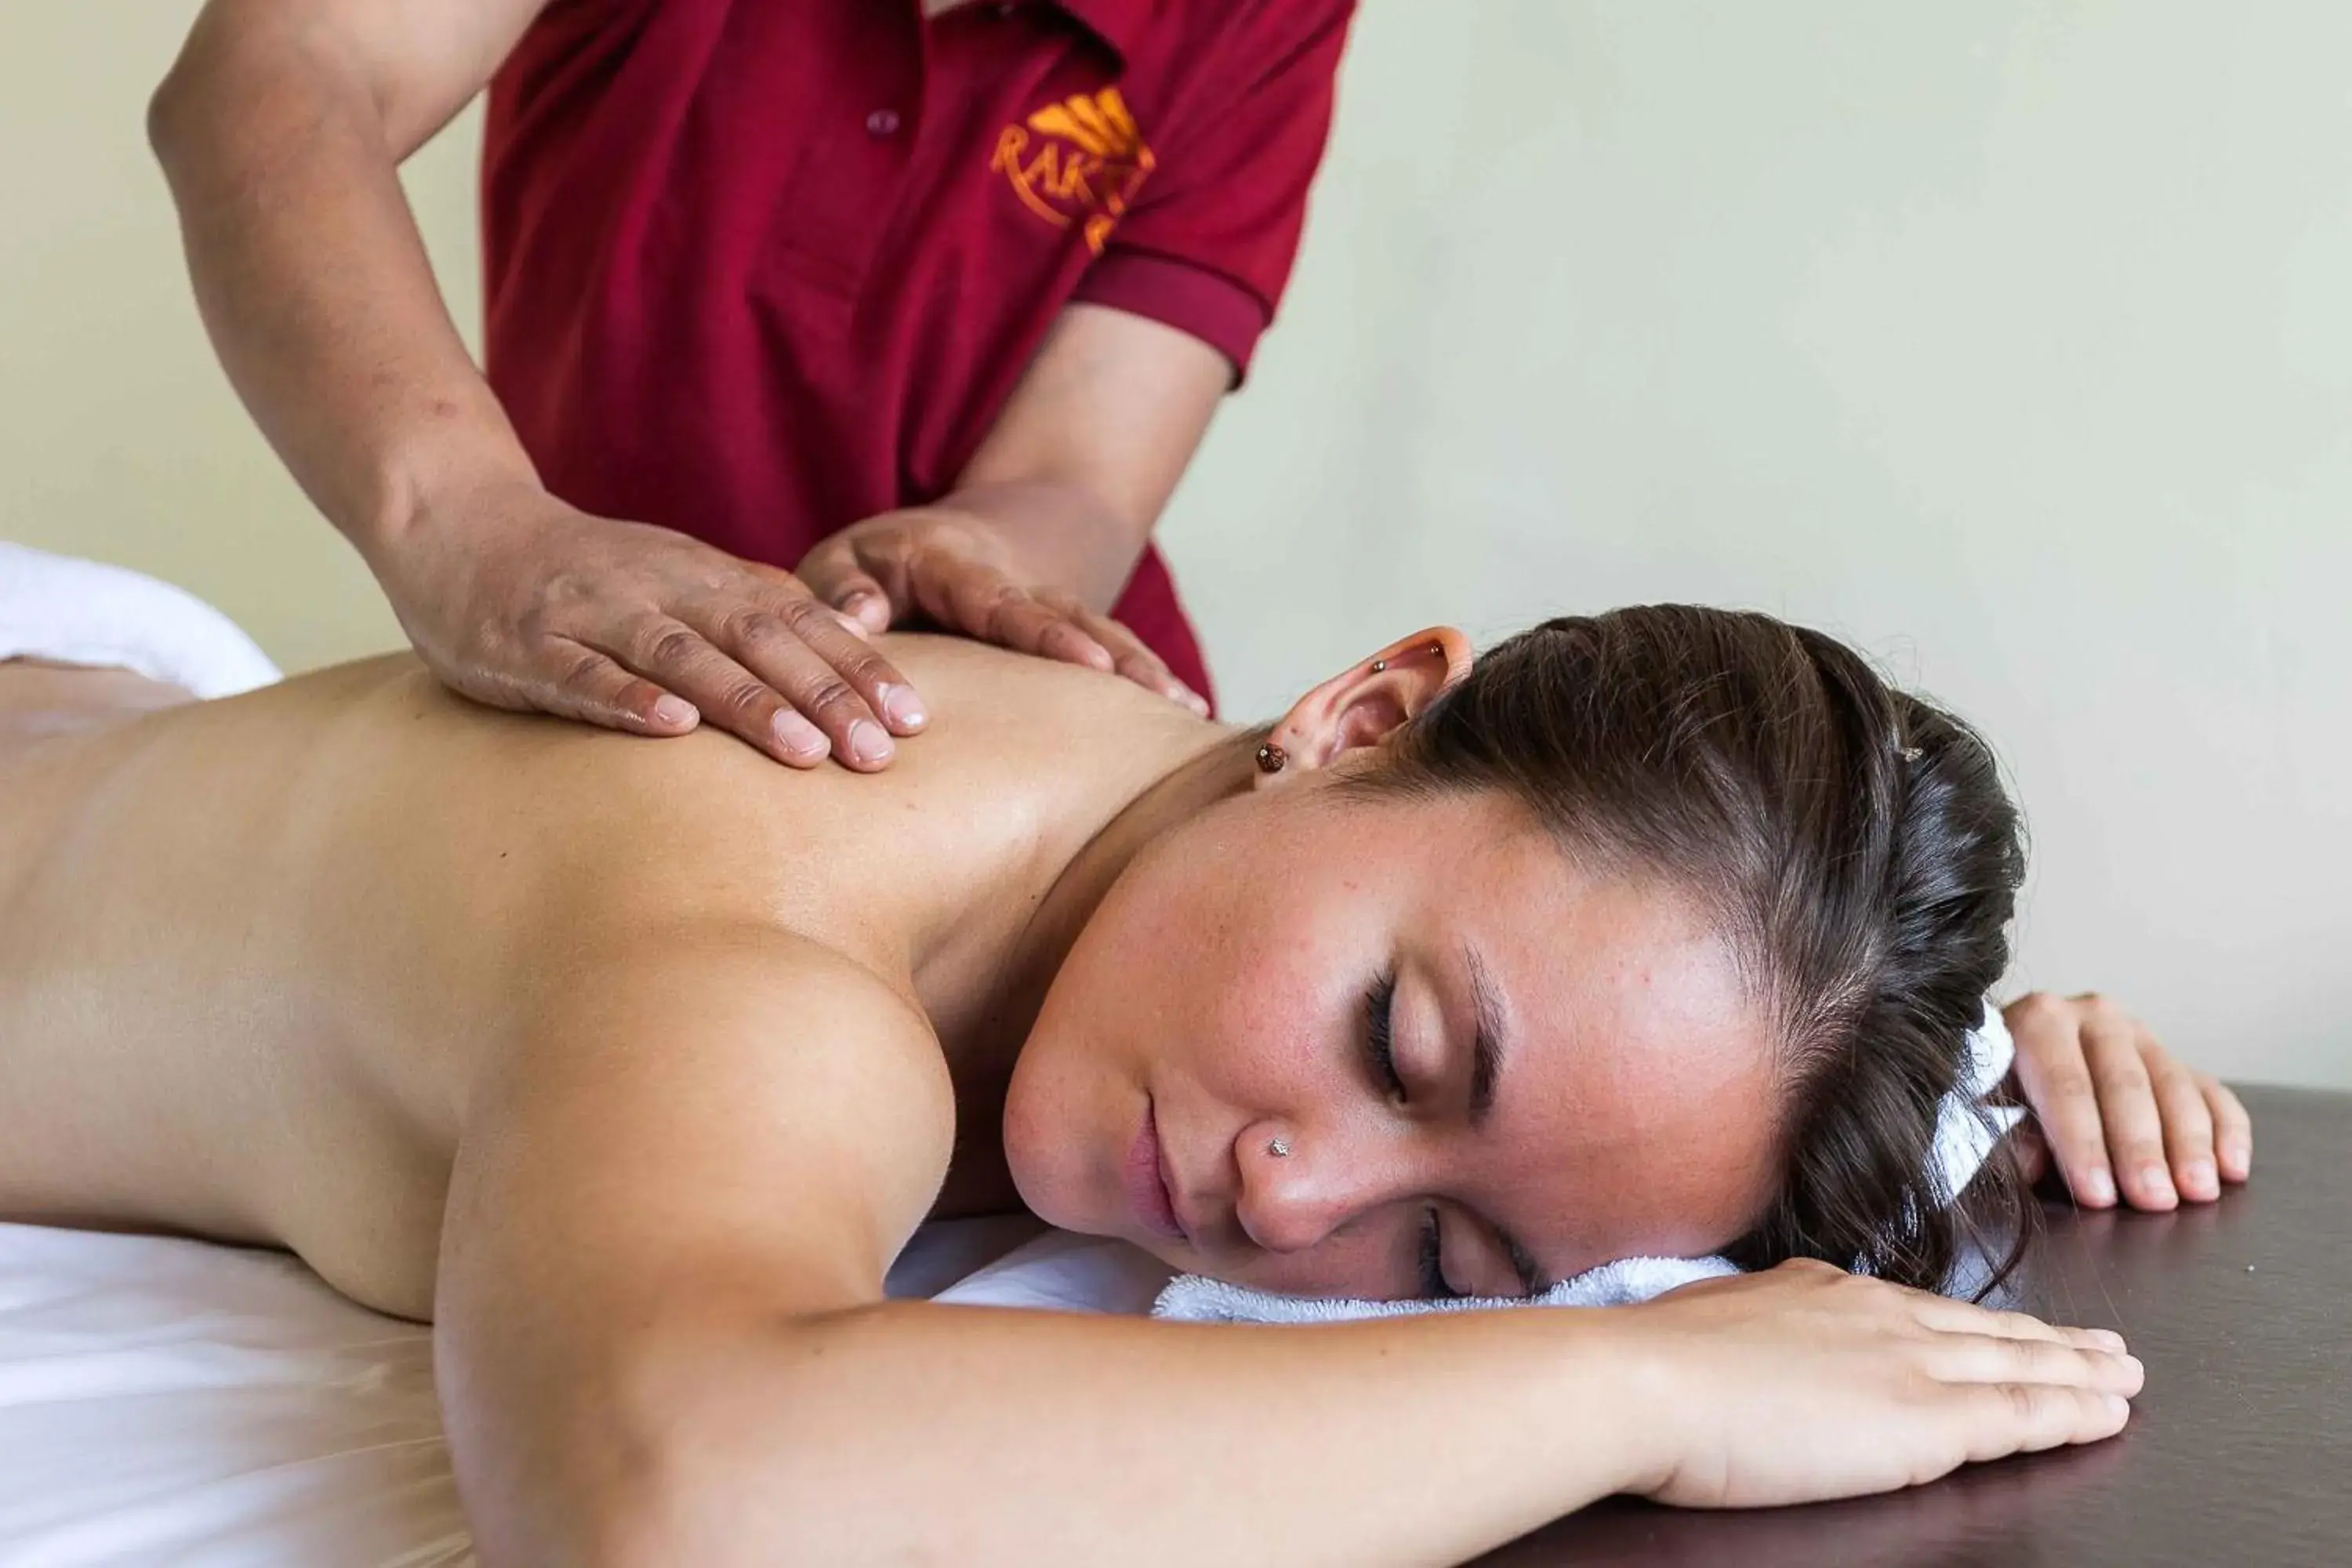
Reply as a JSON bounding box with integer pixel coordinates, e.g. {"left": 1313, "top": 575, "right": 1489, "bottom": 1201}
{"left": 151, "top": 0, "right": 1352, "bottom": 766}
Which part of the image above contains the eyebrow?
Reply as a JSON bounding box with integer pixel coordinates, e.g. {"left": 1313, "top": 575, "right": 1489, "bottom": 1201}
{"left": 1463, "top": 942, "right": 1510, "bottom": 1129}
{"left": 1461, "top": 943, "right": 1546, "bottom": 1295}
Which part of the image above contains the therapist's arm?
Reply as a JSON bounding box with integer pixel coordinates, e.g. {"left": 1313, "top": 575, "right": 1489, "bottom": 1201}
{"left": 148, "top": 0, "right": 924, "bottom": 769}
{"left": 797, "top": 304, "right": 1232, "bottom": 713}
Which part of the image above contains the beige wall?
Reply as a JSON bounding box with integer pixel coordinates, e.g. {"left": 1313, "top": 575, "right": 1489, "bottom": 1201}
{"left": 0, "top": 0, "right": 454, "bottom": 671}
{"left": 5, "top": 4, "right": 2347, "bottom": 1087}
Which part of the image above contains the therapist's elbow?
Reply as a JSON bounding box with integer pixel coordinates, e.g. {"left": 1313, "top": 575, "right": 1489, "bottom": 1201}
{"left": 148, "top": 5, "right": 351, "bottom": 179}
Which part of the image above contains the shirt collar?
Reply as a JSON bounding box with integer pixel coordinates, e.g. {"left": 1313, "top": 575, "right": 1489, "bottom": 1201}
{"left": 1037, "top": 0, "right": 1153, "bottom": 61}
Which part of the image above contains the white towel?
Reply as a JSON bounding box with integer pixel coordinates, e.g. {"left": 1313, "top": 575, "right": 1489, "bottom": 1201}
{"left": 1155, "top": 1006, "right": 2023, "bottom": 1323}
{"left": 0, "top": 541, "right": 280, "bottom": 699}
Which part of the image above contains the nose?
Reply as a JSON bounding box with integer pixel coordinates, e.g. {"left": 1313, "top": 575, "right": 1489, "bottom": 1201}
{"left": 1232, "top": 1118, "right": 1406, "bottom": 1255}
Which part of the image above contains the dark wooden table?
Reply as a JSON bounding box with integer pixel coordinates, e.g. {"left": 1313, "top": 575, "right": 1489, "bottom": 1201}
{"left": 1477, "top": 1084, "right": 2352, "bottom": 1566}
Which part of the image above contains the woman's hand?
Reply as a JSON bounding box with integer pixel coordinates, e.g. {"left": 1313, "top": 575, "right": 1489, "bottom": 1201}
{"left": 1623, "top": 1261, "right": 2141, "bottom": 1510}
{"left": 2002, "top": 992, "right": 2252, "bottom": 1210}
{"left": 374, "top": 483, "right": 928, "bottom": 769}
{"left": 797, "top": 506, "right": 1209, "bottom": 715}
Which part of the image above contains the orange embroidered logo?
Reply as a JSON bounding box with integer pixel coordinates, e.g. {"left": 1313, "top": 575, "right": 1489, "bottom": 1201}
{"left": 990, "top": 86, "right": 1156, "bottom": 255}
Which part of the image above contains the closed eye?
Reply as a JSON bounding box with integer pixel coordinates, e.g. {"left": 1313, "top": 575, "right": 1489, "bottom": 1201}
{"left": 1417, "top": 1207, "right": 1461, "bottom": 1300}
{"left": 1363, "top": 969, "right": 1403, "bottom": 1102}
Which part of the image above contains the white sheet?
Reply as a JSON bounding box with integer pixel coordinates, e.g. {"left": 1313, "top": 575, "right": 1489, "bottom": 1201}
{"left": 0, "top": 1218, "right": 1175, "bottom": 1566}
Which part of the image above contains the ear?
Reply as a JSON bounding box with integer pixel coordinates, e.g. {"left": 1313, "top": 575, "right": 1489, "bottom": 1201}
{"left": 1254, "top": 628, "right": 1474, "bottom": 786}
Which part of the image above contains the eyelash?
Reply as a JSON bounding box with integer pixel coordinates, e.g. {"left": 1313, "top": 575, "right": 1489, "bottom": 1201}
{"left": 1417, "top": 1208, "right": 1460, "bottom": 1301}
{"left": 1363, "top": 969, "right": 1403, "bottom": 1102}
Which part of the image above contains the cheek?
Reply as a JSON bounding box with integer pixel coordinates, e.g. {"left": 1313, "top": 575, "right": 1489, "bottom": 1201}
{"left": 1526, "top": 1088, "right": 1780, "bottom": 1259}
{"left": 1174, "top": 879, "right": 1374, "bottom": 1111}
{"left": 1107, "top": 825, "right": 1357, "bottom": 1083}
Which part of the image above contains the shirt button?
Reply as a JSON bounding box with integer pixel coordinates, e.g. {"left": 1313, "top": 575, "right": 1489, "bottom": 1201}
{"left": 866, "top": 107, "right": 902, "bottom": 137}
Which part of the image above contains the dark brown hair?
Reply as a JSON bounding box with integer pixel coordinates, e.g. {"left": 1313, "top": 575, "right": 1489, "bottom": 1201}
{"left": 1359, "top": 606, "right": 2031, "bottom": 1294}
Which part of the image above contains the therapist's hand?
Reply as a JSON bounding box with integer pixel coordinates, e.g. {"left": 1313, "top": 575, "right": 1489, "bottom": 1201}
{"left": 798, "top": 507, "right": 1209, "bottom": 716}
{"left": 2001, "top": 992, "right": 2252, "bottom": 1211}
{"left": 374, "top": 485, "right": 927, "bottom": 769}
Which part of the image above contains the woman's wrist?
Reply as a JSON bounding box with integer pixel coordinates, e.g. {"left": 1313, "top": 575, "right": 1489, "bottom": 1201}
{"left": 1539, "top": 1308, "right": 1687, "bottom": 1504}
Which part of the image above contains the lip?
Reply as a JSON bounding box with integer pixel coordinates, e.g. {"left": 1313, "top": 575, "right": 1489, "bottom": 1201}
{"left": 1126, "top": 1099, "right": 1189, "bottom": 1243}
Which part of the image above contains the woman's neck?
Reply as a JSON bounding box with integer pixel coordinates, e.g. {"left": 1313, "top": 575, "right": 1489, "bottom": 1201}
{"left": 889, "top": 649, "right": 1261, "bottom": 1214}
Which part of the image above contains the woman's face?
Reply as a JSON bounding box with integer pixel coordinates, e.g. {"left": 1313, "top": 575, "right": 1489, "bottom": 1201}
{"left": 1004, "top": 776, "right": 1786, "bottom": 1300}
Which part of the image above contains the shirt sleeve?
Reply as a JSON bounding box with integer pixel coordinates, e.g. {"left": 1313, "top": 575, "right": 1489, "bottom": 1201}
{"left": 1072, "top": 0, "right": 1356, "bottom": 382}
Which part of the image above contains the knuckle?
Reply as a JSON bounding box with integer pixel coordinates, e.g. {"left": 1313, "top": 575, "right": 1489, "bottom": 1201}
{"left": 713, "top": 678, "right": 775, "bottom": 721}
{"left": 831, "top": 648, "right": 895, "bottom": 688}
{"left": 793, "top": 675, "right": 862, "bottom": 720}
{"left": 511, "top": 601, "right": 558, "bottom": 645}
{"left": 778, "top": 595, "right": 837, "bottom": 638}
{"left": 718, "top": 606, "right": 790, "bottom": 652}
{"left": 976, "top": 579, "right": 1028, "bottom": 615}
{"left": 641, "top": 623, "right": 706, "bottom": 670}
{"left": 2046, "top": 1068, "right": 2100, "bottom": 1105}
{"left": 2006, "top": 1337, "right": 2057, "bottom": 1375}
{"left": 2100, "top": 1065, "right": 2153, "bottom": 1099}
{"left": 2013, "top": 990, "right": 2064, "bottom": 1022}
{"left": 555, "top": 648, "right": 615, "bottom": 692}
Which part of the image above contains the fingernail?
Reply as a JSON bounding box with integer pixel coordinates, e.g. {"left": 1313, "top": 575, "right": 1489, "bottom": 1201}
{"left": 2185, "top": 1159, "right": 2217, "bottom": 1193}
{"left": 2089, "top": 1328, "right": 2127, "bottom": 1351}
{"left": 848, "top": 719, "right": 891, "bottom": 764}
{"left": 650, "top": 695, "right": 698, "bottom": 730}
{"left": 2140, "top": 1163, "right": 2176, "bottom": 1201}
{"left": 2105, "top": 1394, "right": 2131, "bottom": 1417}
{"left": 2223, "top": 1142, "right": 2250, "bottom": 1173}
{"left": 881, "top": 684, "right": 927, "bottom": 730}
{"left": 772, "top": 711, "right": 826, "bottom": 757}
{"left": 2081, "top": 1169, "right": 2114, "bottom": 1205}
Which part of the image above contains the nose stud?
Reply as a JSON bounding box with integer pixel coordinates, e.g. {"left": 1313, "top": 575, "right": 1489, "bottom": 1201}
{"left": 1267, "top": 1137, "right": 1292, "bottom": 1159}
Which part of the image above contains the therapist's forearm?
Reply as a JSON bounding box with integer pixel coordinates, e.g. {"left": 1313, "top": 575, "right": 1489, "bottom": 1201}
{"left": 935, "top": 300, "right": 1233, "bottom": 612}
{"left": 931, "top": 478, "right": 1158, "bottom": 612}
{"left": 149, "top": 7, "right": 539, "bottom": 571}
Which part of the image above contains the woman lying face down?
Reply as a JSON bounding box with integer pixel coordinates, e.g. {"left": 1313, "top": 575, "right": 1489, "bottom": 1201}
{"left": 1010, "top": 607, "right": 2231, "bottom": 1305}
{"left": 0, "top": 591, "right": 2241, "bottom": 1566}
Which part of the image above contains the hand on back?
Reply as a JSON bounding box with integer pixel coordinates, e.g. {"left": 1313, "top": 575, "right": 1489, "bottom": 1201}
{"left": 797, "top": 506, "right": 1208, "bottom": 714}
{"left": 375, "top": 485, "right": 930, "bottom": 768}
{"left": 375, "top": 488, "right": 1206, "bottom": 766}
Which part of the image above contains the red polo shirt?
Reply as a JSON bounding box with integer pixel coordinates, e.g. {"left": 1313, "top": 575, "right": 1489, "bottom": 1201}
{"left": 481, "top": 0, "right": 1355, "bottom": 707}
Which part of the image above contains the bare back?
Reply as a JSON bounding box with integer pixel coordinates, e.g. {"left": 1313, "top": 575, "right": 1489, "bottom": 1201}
{"left": 0, "top": 640, "right": 1200, "bottom": 1316}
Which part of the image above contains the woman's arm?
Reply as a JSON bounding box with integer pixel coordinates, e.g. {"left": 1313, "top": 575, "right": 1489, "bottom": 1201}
{"left": 439, "top": 931, "right": 2139, "bottom": 1568}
